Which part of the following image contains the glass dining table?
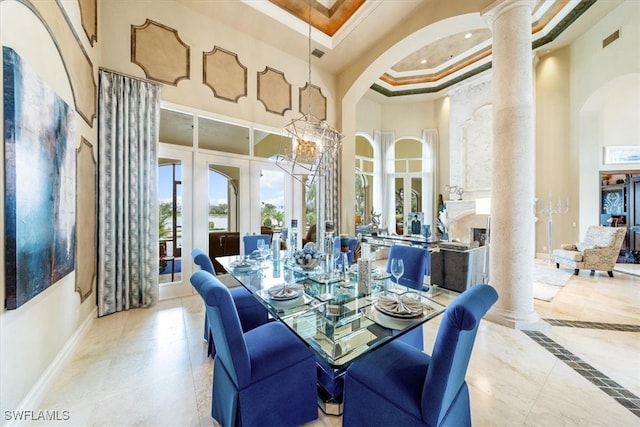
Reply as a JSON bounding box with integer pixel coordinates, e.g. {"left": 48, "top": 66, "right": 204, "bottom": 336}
{"left": 217, "top": 253, "right": 458, "bottom": 415}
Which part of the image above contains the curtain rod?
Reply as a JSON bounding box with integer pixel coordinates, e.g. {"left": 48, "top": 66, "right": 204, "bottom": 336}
{"left": 98, "top": 67, "right": 162, "bottom": 87}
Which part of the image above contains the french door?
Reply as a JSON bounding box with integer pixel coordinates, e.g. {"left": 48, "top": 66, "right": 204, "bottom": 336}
{"left": 193, "top": 153, "right": 298, "bottom": 258}
{"left": 157, "top": 144, "right": 193, "bottom": 299}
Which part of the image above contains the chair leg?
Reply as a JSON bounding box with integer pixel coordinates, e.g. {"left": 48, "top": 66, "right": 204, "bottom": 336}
{"left": 574, "top": 269, "right": 579, "bottom": 275}
{"left": 607, "top": 271, "right": 614, "bottom": 278}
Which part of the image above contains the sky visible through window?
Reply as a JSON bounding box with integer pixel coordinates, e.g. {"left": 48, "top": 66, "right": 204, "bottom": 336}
{"left": 158, "top": 164, "right": 284, "bottom": 209}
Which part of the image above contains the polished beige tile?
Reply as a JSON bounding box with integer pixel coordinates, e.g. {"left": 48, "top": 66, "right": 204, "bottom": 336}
{"left": 31, "top": 262, "right": 640, "bottom": 426}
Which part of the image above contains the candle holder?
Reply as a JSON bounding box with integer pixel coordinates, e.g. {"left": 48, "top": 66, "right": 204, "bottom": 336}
{"left": 535, "top": 193, "right": 569, "bottom": 263}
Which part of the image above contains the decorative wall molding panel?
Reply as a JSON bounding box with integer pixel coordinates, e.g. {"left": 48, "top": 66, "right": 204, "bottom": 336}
{"left": 447, "top": 74, "right": 492, "bottom": 194}
{"left": 299, "top": 82, "right": 326, "bottom": 120}
{"left": 77, "top": 0, "right": 97, "bottom": 46}
{"left": 20, "top": 0, "right": 97, "bottom": 126}
{"left": 75, "top": 138, "right": 96, "bottom": 302}
{"left": 131, "top": 19, "right": 190, "bottom": 86}
{"left": 462, "top": 104, "right": 492, "bottom": 191}
{"left": 203, "top": 46, "right": 247, "bottom": 103}
{"left": 257, "top": 66, "right": 291, "bottom": 116}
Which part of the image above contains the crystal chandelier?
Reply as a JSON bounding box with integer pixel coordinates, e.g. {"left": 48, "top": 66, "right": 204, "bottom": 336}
{"left": 276, "top": 0, "right": 342, "bottom": 186}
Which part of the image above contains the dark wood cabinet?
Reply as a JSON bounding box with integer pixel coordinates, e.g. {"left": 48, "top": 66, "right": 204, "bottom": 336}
{"left": 599, "top": 170, "right": 640, "bottom": 263}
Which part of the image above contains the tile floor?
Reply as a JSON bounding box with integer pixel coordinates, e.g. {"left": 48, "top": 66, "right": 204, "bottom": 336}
{"left": 30, "top": 263, "right": 640, "bottom": 426}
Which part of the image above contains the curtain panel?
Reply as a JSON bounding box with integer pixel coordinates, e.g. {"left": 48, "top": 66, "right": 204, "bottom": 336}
{"left": 97, "top": 70, "right": 160, "bottom": 317}
{"left": 422, "top": 128, "right": 439, "bottom": 231}
{"left": 380, "top": 131, "right": 396, "bottom": 232}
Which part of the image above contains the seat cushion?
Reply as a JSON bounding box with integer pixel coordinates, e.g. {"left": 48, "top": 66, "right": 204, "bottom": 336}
{"left": 346, "top": 339, "right": 430, "bottom": 420}
{"left": 553, "top": 249, "right": 583, "bottom": 262}
{"left": 244, "top": 322, "right": 314, "bottom": 383}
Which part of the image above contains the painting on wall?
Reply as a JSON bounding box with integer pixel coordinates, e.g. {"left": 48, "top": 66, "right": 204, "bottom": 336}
{"left": 3, "top": 47, "right": 76, "bottom": 310}
{"left": 407, "top": 212, "right": 424, "bottom": 236}
{"left": 603, "top": 146, "right": 640, "bottom": 165}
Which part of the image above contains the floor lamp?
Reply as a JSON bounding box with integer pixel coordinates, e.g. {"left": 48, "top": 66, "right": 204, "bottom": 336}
{"left": 475, "top": 198, "right": 491, "bottom": 284}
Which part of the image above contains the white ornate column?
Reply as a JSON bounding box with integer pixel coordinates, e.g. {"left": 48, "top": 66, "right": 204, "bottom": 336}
{"left": 483, "top": 0, "right": 545, "bottom": 330}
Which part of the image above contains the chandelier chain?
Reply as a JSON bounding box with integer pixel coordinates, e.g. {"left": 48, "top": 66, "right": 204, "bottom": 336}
{"left": 307, "top": 0, "right": 312, "bottom": 116}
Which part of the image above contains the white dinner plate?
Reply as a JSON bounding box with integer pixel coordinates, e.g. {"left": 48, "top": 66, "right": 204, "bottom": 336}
{"left": 369, "top": 308, "right": 427, "bottom": 330}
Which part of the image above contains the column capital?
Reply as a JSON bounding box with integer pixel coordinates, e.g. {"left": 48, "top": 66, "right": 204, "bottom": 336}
{"left": 482, "top": 0, "right": 536, "bottom": 28}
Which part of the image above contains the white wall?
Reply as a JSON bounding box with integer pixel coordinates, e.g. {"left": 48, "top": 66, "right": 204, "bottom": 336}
{"left": 100, "top": 0, "right": 338, "bottom": 132}
{"left": 0, "top": 0, "right": 97, "bottom": 417}
{"left": 380, "top": 99, "right": 437, "bottom": 137}
{"left": 355, "top": 94, "right": 382, "bottom": 135}
{"left": 573, "top": 0, "right": 640, "bottom": 237}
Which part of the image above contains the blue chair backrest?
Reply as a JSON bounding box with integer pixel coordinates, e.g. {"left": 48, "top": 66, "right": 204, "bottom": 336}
{"left": 421, "top": 284, "right": 498, "bottom": 425}
{"left": 190, "top": 271, "right": 251, "bottom": 387}
{"left": 386, "top": 244, "right": 429, "bottom": 290}
{"left": 191, "top": 248, "right": 214, "bottom": 274}
{"left": 243, "top": 234, "right": 272, "bottom": 254}
{"left": 333, "top": 236, "right": 358, "bottom": 265}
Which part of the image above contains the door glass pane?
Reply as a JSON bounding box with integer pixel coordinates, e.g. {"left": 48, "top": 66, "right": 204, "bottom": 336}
{"left": 159, "top": 109, "right": 193, "bottom": 147}
{"left": 304, "top": 178, "right": 317, "bottom": 242}
{"left": 208, "top": 164, "right": 241, "bottom": 259}
{"left": 158, "top": 159, "right": 182, "bottom": 284}
{"left": 395, "top": 177, "right": 404, "bottom": 235}
{"left": 199, "top": 117, "right": 249, "bottom": 155}
{"left": 355, "top": 170, "right": 366, "bottom": 226}
{"left": 411, "top": 177, "right": 421, "bottom": 213}
{"left": 260, "top": 169, "right": 285, "bottom": 233}
{"left": 209, "top": 166, "right": 240, "bottom": 232}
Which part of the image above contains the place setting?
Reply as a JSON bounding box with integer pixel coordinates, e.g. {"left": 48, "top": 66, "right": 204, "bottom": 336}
{"left": 366, "top": 293, "right": 432, "bottom": 330}
{"left": 229, "top": 257, "right": 260, "bottom": 273}
{"left": 263, "top": 283, "right": 308, "bottom": 309}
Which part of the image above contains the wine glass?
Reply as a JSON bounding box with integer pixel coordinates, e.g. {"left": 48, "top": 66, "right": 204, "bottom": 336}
{"left": 390, "top": 258, "right": 404, "bottom": 291}
{"left": 260, "top": 240, "right": 271, "bottom": 260}
{"left": 256, "top": 239, "right": 267, "bottom": 262}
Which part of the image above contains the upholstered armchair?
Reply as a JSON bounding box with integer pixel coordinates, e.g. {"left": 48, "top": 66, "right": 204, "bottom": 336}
{"left": 552, "top": 226, "right": 626, "bottom": 277}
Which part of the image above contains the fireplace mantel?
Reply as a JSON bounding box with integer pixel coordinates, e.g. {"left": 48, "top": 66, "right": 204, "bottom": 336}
{"left": 445, "top": 200, "right": 476, "bottom": 220}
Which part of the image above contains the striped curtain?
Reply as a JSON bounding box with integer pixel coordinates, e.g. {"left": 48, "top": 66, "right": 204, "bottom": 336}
{"left": 422, "top": 128, "right": 439, "bottom": 232}
{"left": 380, "top": 131, "right": 396, "bottom": 232}
{"left": 97, "top": 70, "right": 160, "bottom": 316}
{"left": 323, "top": 152, "right": 340, "bottom": 234}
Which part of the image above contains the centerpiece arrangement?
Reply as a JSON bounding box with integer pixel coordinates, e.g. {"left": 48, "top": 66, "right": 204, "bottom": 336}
{"left": 293, "top": 242, "right": 321, "bottom": 270}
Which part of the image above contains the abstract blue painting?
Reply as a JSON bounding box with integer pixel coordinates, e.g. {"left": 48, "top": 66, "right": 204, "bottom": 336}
{"left": 4, "top": 47, "right": 76, "bottom": 310}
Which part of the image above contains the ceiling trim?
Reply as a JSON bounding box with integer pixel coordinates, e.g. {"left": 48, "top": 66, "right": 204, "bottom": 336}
{"left": 371, "top": 0, "right": 598, "bottom": 98}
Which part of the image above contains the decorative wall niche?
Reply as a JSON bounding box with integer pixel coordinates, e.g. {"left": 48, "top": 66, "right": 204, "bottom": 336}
{"left": 75, "top": 138, "right": 96, "bottom": 302}
{"left": 21, "top": 0, "right": 96, "bottom": 126}
{"left": 299, "top": 82, "right": 326, "bottom": 120}
{"left": 203, "top": 46, "right": 247, "bottom": 102}
{"left": 77, "top": 0, "right": 97, "bottom": 46}
{"left": 257, "top": 66, "right": 291, "bottom": 116}
{"left": 131, "top": 19, "right": 190, "bottom": 85}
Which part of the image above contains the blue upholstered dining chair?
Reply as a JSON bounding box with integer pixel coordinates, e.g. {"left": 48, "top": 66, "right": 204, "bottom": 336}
{"left": 342, "top": 284, "right": 498, "bottom": 427}
{"left": 384, "top": 244, "right": 431, "bottom": 350}
{"left": 242, "top": 234, "right": 272, "bottom": 255}
{"left": 333, "top": 236, "right": 358, "bottom": 267}
{"left": 386, "top": 244, "right": 429, "bottom": 290}
{"left": 190, "top": 271, "right": 318, "bottom": 427}
{"left": 191, "top": 248, "right": 269, "bottom": 357}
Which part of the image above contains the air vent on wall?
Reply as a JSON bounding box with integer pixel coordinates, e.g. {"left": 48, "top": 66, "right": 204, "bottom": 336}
{"left": 312, "top": 48, "right": 325, "bottom": 58}
{"left": 602, "top": 29, "right": 620, "bottom": 48}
